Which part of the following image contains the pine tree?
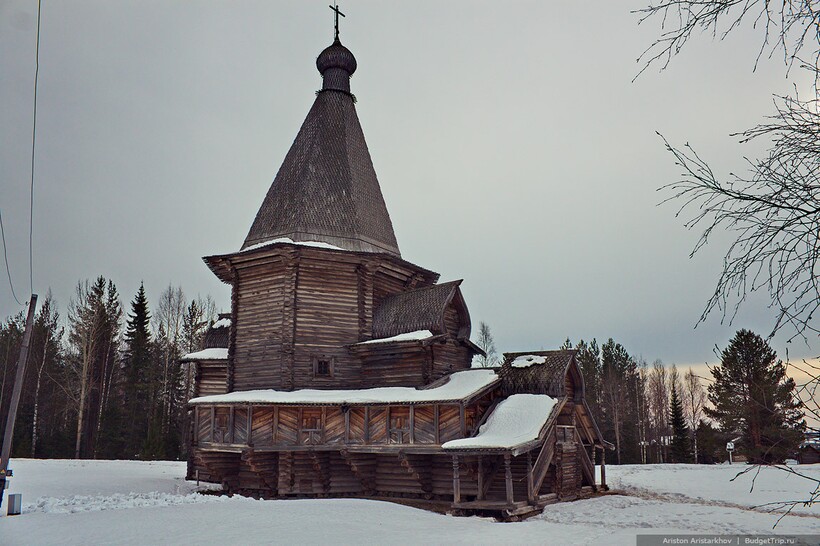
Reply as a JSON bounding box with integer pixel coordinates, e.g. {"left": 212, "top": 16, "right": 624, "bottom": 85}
{"left": 695, "top": 420, "right": 727, "bottom": 464}
{"left": 121, "top": 283, "right": 152, "bottom": 458}
{"left": 575, "top": 339, "right": 601, "bottom": 419}
{"left": 669, "top": 381, "right": 690, "bottom": 462}
{"left": 706, "top": 329, "right": 805, "bottom": 463}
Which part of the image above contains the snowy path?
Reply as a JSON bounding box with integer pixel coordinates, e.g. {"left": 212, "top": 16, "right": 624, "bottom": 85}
{"left": 0, "top": 460, "right": 817, "bottom": 545}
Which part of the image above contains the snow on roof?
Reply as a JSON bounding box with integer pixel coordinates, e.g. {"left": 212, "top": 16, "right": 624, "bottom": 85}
{"left": 181, "top": 348, "right": 229, "bottom": 361}
{"left": 190, "top": 369, "right": 499, "bottom": 405}
{"left": 212, "top": 318, "right": 231, "bottom": 329}
{"left": 242, "top": 237, "right": 344, "bottom": 253}
{"left": 355, "top": 330, "right": 435, "bottom": 345}
{"left": 442, "top": 394, "right": 557, "bottom": 450}
{"left": 511, "top": 354, "right": 547, "bottom": 368}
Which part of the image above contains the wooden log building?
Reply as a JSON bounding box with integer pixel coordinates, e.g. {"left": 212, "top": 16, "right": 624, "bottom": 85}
{"left": 184, "top": 28, "right": 613, "bottom": 518}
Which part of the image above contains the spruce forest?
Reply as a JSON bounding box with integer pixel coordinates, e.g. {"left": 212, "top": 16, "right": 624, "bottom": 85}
{"left": 0, "top": 281, "right": 804, "bottom": 464}
{"left": 0, "top": 277, "right": 217, "bottom": 461}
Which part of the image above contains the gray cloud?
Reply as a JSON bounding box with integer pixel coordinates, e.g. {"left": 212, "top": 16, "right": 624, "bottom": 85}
{"left": 1, "top": 1, "right": 814, "bottom": 365}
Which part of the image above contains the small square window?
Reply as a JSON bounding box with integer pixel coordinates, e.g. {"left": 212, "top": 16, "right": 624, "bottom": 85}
{"left": 312, "top": 355, "right": 335, "bottom": 378}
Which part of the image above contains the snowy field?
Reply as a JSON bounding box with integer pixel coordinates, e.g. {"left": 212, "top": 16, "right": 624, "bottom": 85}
{"left": 0, "top": 460, "right": 818, "bottom": 545}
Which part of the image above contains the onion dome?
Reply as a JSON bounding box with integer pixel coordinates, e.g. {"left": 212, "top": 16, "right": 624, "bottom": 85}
{"left": 316, "top": 38, "right": 357, "bottom": 93}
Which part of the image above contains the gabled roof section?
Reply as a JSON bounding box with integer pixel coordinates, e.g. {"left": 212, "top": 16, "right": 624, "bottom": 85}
{"left": 241, "top": 38, "right": 400, "bottom": 257}
{"left": 499, "top": 350, "right": 579, "bottom": 399}
{"left": 442, "top": 394, "right": 558, "bottom": 452}
{"left": 203, "top": 313, "right": 230, "bottom": 349}
{"left": 372, "top": 280, "right": 464, "bottom": 339}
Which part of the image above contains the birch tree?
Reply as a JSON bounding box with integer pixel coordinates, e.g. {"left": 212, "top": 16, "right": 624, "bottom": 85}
{"left": 682, "top": 367, "right": 707, "bottom": 463}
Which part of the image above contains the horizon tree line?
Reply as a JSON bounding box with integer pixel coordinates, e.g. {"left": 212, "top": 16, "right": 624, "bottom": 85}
{"left": 477, "top": 323, "right": 806, "bottom": 465}
{"left": 0, "top": 277, "right": 218, "bottom": 460}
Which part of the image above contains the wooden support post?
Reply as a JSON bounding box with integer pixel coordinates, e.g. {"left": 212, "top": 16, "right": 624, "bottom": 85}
{"left": 193, "top": 407, "right": 200, "bottom": 446}
{"left": 433, "top": 405, "right": 440, "bottom": 444}
{"left": 364, "top": 406, "right": 370, "bottom": 444}
{"left": 297, "top": 408, "right": 303, "bottom": 445}
{"left": 209, "top": 407, "right": 215, "bottom": 443}
{"left": 247, "top": 405, "right": 253, "bottom": 446}
{"left": 228, "top": 406, "right": 235, "bottom": 443}
{"left": 321, "top": 407, "right": 327, "bottom": 443}
{"left": 600, "top": 447, "right": 607, "bottom": 489}
{"left": 477, "top": 457, "right": 484, "bottom": 500}
{"left": 344, "top": 407, "right": 350, "bottom": 444}
{"left": 526, "top": 451, "right": 534, "bottom": 503}
{"left": 0, "top": 294, "right": 37, "bottom": 509}
{"left": 409, "top": 406, "right": 415, "bottom": 444}
{"left": 272, "top": 407, "right": 279, "bottom": 444}
{"left": 504, "top": 453, "right": 514, "bottom": 505}
{"left": 452, "top": 456, "right": 461, "bottom": 504}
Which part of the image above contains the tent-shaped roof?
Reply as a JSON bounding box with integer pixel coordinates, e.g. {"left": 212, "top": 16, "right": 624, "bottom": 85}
{"left": 241, "top": 38, "right": 400, "bottom": 257}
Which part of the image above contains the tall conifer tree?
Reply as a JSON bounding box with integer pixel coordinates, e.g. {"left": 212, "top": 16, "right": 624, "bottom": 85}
{"left": 706, "top": 330, "right": 805, "bottom": 463}
{"left": 122, "top": 283, "right": 152, "bottom": 457}
{"left": 669, "top": 381, "right": 690, "bottom": 462}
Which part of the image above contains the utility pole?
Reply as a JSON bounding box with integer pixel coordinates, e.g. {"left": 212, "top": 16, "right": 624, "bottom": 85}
{"left": 0, "top": 294, "right": 38, "bottom": 508}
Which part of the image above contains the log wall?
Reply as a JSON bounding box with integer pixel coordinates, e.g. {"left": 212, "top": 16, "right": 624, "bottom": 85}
{"left": 232, "top": 257, "right": 287, "bottom": 391}
{"left": 360, "top": 347, "right": 427, "bottom": 387}
{"left": 196, "top": 361, "right": 228, "bottom": 396}
{"left": 293, "top": 256, "right": 361, "bottom": 388}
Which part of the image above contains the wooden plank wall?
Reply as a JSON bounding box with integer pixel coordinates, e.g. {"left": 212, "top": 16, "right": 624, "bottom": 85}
{"left": 234, "top": 408, "right": 248, "bottom": 444}
{"left": 430, "top": 341, "right": 472, "bottom": 383}
{"left": 349, "top": 407, "right": 366, "bottom": 443}
{"left": 277, "top": 408, "right": 298, "bottom": 444}
{"left": 413, "top": 405, "right": 436, "bottom": 443}
{"left": 233, "top": 258, "right": 287, "bottom": 391}
{"left": 197, "top": 407, "right": 211, "bottom": 442}
{"left": 360, "top": 348, "right": 427, "bottom": 387}
{"left": 438, "top": 405, "right": 461, "bottom": 443}
{"left": 251, "top": 407, "right": 274, "bottom": 445}
{"left": 197, "top": 362, "right": 228, "bottom": 396}
{"left": 201, "top": 401, "right": 471, "bottom": 448}
{"left": 293, "top": 256, "right": 361, "bottom": 388}
{"left": 427, "top": 304, "right": 473, "bottom": 381}
{"left": 369, "top": 407, "right": 387, "bottom": 443}
{"left": 372, "top": 270, "right": 409, "bottom": 312}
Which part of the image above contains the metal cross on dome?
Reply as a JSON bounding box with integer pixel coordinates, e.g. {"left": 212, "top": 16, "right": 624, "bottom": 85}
{"left": 329, "top": 3, "right": 345, "bottom": 40}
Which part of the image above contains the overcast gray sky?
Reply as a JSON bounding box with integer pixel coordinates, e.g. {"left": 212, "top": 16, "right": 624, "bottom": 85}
{"left": 1, "top": 1, "right": 815, "bottom": 367}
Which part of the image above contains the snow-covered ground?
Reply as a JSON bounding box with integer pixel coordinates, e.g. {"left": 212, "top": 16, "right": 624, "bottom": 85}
{"left": 1, "top": 460, "right": 818, "bottom": 545}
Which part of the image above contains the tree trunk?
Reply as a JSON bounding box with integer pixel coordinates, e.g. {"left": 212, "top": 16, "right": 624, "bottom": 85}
{"left": 93, "top": 341, "right": 113, "bottom": 459}
{"left": 75, "top": 343, "right": 92, "bottom": 459}
{"left": 31, "top": 344, "right": 48, "bottom": 457}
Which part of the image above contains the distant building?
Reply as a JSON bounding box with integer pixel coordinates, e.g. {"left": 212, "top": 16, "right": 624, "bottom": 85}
{"left": 798, "top": 432, "right": 820, "bottom": 464}
{"left": 182, "top": 23, "right": 612, "bottom": 518}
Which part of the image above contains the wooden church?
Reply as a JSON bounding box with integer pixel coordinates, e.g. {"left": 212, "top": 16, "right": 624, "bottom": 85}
{"left": 185, "top": 17, "right": 612, "bottom": 518}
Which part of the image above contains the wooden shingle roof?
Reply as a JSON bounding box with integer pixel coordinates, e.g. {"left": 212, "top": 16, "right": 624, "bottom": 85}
{"left": 499, "top": 350, "right": 578, "bottom": 399}
{"left": 372, "top": 280, "right": 463, "bottom": 339}
{"left": 203, "top": 313, "right": 230, "bottom": 349}
{"left": 241, "top": 39, "right": 400, "bottom": 256}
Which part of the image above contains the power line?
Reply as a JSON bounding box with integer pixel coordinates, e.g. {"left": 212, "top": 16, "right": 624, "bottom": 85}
{"left": 29, "top": 0, "right": 43, "bottom": 297}
{"left": 0, "top": 210, "right": 23, "bottom": 306}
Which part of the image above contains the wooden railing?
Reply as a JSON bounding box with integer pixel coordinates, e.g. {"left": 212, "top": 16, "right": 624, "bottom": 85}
{"left": 575, "top": 428, "right": 595, "bottom": 489}
{"left": 530, "top": 427, "right": 555, "bottom": 495}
